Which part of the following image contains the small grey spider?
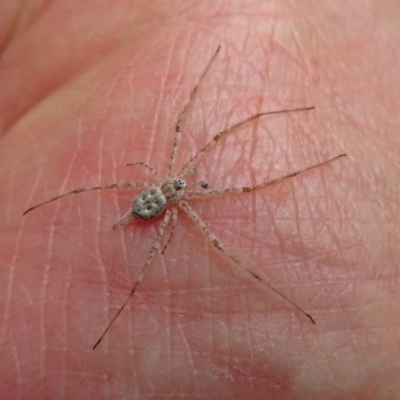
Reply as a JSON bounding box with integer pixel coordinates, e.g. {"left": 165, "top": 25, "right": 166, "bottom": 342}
{"left": 23, "top": 46, "right": 346, "bottom": 349}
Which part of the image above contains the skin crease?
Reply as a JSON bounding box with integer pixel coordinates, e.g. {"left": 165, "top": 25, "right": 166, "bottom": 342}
{"left": 1, "top": 0, "right": 399, "bottom": 399}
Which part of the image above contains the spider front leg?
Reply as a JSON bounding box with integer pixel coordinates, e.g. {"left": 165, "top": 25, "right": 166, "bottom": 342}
{"left": 185, "top": 154, "right": 346, "bottom": 201}
{"left": 178, "top": 106, "right": 316, "bottom": 178}
{"left": 168, "top": 46, "right": 221, "bottom": 176}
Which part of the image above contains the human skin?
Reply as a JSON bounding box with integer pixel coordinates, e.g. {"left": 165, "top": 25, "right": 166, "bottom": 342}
{"left": 1, "top": 1, "right": 399, "bottom": 399}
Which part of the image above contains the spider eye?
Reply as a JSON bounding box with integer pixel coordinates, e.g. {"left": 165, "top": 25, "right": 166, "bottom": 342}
{"left": 174, "top": 179, "right": 186, "bottom": 190}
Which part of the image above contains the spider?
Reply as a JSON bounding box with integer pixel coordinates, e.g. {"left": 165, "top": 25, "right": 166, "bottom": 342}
{"left": 23, "top": 46, "right": 346, "bottom": 349}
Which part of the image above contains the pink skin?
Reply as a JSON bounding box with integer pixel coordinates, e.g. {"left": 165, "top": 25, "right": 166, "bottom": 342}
{"left": 1, "top": 1, "right": 399, "bottom": 399}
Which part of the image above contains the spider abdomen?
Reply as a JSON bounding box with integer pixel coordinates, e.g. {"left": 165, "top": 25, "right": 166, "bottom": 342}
{"left": 133, "top": 187, "right": 167, "bottom": 220}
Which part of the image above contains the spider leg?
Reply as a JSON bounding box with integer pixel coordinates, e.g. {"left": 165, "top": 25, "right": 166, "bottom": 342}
{"left": 179, "top": 200, "right": 316, "bottom": 324}
{"left": 178, "top": 106, "right": 315, "bottom": 178}
{"left": 23, "top": 182, "right": 152, "bottom": 216}
{"left": 168, "top": 46, "right": 221, "bottom": 176}
{"left": 186, "top": 154, "right": 346, "bottom": 200}
{"left": 126, "top": 161, "right": 160, "bottom": 178}
{"left": 161, "top": 206, "right": 178, "bottom": 255}
{"left": 93, "top": 208, "right": 172, "bottom": 349}
{"left": 186, "top": 180, "right": 209, "bottom": 191}
{"left": 113, "top": 208, "right": 138, "bottom": 230}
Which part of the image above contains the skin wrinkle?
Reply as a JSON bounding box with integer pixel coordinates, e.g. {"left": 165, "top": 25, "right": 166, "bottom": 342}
{"left": 149, "top": 42, "right": 176, "bottom": 170}
{"left": 61, "top": 265, "right": 71, "bottom": 399}
{"left": 244, "top": 301, "right": 256, "bottom": 394}
{"left": 321, "top": 203, "right": 344, "bottom": 258}
{"left": 10, "top": 334, "right": 22, "bottom": 398}
{"left": 0, "top": 0, "right": 23, "bottom": 55}
{"left": 39, "top": 150, "right": 78, "bottom": 396}
{"left": 302, "top": 189, "right": 323, "bottom": 285}
{"left": 5, "top": 164, "right": 15, "bottom": 223}
{"left": 178, "top": 319, "right": 200, "bottom": 391}
{"left": 291, "top": 181, "right": 309, "bottom": 288}
{"left": 39, "top": 265, "right": 49, "bottom": 398}
{"left": 286, "top": 19, "right": 306, "bottom": 73}
{"left": 75, "top": 115, "right": 82, "bottom": 152}
{"left": 125, "top": 59, "right": 138, "bottom": 137}
{"left": 2, "top": 199, "right": 21, "bottom": 346}
{"left": 17, "top": 1, "right": 53, "bottom": 33}
{"left": 23, "top": 136, "right": 44, "bottom": 209}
